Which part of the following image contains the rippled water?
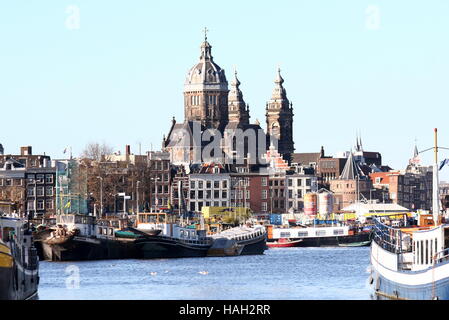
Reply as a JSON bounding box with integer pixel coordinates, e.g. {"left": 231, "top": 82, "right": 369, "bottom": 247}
{"left": 37, "top": 247, "right": 372, "bottom": 300}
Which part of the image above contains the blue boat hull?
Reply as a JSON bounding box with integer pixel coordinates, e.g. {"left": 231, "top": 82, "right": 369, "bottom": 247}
{"left": 370, "top": 261, "right": 449, "bottom": 300}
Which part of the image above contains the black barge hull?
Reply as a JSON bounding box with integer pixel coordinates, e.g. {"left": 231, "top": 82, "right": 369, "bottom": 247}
{"left": 135, "top": 236, "right": 211, "bottom": 259}
{"left": 39, "top": 237, "right": 138, "bottom": 261}
{"left": 295, "top": 232, "right": 372, "bottom": 247}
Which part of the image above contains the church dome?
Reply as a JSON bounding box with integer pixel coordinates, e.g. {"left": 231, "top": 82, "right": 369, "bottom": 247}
{"left": 184, "top": 40, "right": 228, "bottom": 92}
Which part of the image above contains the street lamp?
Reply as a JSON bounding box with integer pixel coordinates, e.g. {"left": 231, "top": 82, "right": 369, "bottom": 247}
{"left": 136, "top": 181, "right": 141, "bottom": 214}
{"left": 97, "top": 176, "right": 103, "bottom": 218}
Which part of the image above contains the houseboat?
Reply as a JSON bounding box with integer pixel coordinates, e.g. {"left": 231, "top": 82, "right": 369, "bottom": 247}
{"left": 369, "top": 128, "right": 449, "bottom": 300}
{"left": 0, "top": 215, "right": 39, "bottom": 300}
{"left": 133, "top": 211, "right": 213, "bottom": 259}
{"left": 34, "top": 214, "right": 138, "bottom": 261}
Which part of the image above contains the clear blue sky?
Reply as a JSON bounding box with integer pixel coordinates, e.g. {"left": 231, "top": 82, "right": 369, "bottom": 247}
{"left": 1, "top": 1, "right": 448, "bottom": 179}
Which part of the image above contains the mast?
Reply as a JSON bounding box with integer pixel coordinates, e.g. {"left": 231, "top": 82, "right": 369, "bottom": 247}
{"left": 433, "top": 128, "right": 440, "bottom": 225}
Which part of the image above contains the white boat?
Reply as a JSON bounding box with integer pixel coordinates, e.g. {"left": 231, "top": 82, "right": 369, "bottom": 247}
{"left": 369, "top": 129, "right": 449, "bottom": 300}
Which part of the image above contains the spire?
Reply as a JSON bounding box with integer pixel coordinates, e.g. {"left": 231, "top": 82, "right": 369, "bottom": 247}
{"left": 228, "top": 68, "right": 249, "bottom": 125}
{"left": 275, "top": 67, "right": 284, "bottom": 85}
{"left": 200, "top": 28, "right": 212, "bottom": 61}
{"left": 340, "top": 151, "right": 364, "bottom": 180}
{"left": 271, "top": 67, "right": 288, "bottom": 101}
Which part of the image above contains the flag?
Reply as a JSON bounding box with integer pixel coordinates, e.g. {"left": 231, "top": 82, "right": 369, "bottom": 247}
{"left": 64, "top": 201, "right": 71, "bottom": 209}
{"left": 439, "top": 158, "right": 449, "bottom": 171}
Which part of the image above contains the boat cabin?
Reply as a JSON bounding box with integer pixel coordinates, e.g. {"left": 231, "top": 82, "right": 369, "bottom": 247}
{"left": 372, "top": 214, "right": 449, "bottom": 272}
{"left": 56, "top": 214, "right": 96, "bottom": 237}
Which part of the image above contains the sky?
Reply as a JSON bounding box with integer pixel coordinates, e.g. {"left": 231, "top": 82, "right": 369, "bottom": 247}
{"left": 1, "top": 1, "right": 448, "bottom": 180}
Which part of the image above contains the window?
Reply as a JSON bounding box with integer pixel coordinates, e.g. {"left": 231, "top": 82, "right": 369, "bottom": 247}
{"left": 46, "top": 187, "right": 53, "bottom": 196}
{"left": 28, "top": 200, "right": 35, "bottom": 211}
{"left": 45, "top": 174, "right": 53, "bottom": 184}
{"left": 190, "top": 181, "right": 196, "bottom": 189}
{"left": 306, "top": 179, "right": 311, "bottom": 187}
{"left": 297, "top": 231, "right": 308, "bottom": 237}
{"left": 214, "top": 181, "right": 220, "bottom": 189}
{"left": 15, "top": 179, "right": 23, "bottom": 186}
{"left": 198, "top": 190, "right": 203, "bottom": 199}
{"left": 261, "top": 202, "right": 267, "bottom": 212}
{"left": 206, "top": 181, "right": 211, "bottom": 189}
{"left": 288, "top": 179, "right": 293, "bottom": 187}
{"left": 246, "top": 190, "right": 250, "bottom": 199}
{"left": 27, "top": 188, "right": 35, "bottom": 197}
{"left": 198, "top": 181, "right": 203, "bottom": 189}
{"left": 297, "top": 179, "right": 302, "bottom": 187}
{"left": 262, "top": 190, "right": 268, "bottom": 200}
{"left": 5, "top": 179, "right": 12, "bottom": 186}
{"left": 288, "top": 190, "right": 293, "bottom": 198}
{"left": 37, "top": 187, "right": 44, "bottom": 196}
{"left": 222, "top": 191, "right": 227, "bottom": 199}
{"left": 222, "top": 180, "right": 227, "bottom": 189}
{"left": 214, "top": 190, "right": 220, "bottom": 199}
{"left": 27, "top": 175, "right": 35, "bottom": 184}
{"left": 46, "top": 199, "right": 53, "bottom": 209}
{"left": 333, "top": 229, "right": 344, "bottom": 235}
{"left": 190, "top": 191, "right": 196, "bottom": 199}
{"left": 36, "top": 174, "right": 44, "bottom": 184}
{"left": 262, "top": 178, "right": 268, "bottom": 187}
{"left": 37, "top": 200, "right": 44, "bottom": 210}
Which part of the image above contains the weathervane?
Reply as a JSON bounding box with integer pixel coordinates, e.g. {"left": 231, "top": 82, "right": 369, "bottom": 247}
{"left": 203, "top": 27, "right": 209, "bottom": 41}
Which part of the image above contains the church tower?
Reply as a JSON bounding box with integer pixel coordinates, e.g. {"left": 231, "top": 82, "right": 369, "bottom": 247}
{"left": 184, "top": 32, "right": 229, "bottom": 130}
{"left": 265, "top": 68, "right": 294, "bottom": 162}
{"left": 228, "top": 70, "right": 250, "bottom": 125}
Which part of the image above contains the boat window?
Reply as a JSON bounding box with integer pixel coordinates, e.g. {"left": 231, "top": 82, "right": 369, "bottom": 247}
{"left": 413, "top": 241, "right": 417, "bottom": 265}
{"left": 333, "top": 229, "right": 344, "bottom": 235}
{"left": 297, "top": 231, "right": 308, "bottom": 237}
{"left": 2, "top": 227, "right": 14, "bottom": 242}
{"left": 420, "top": 241, "right": 423, "bottom": 265}
{"left": 435, "top": 238, "right": 438, "bottom": 257}
{"left": 98, "top": 227, "right": 102, "bottom": 235}
{"left": 316, "top": 230, "right": 326, "bottom": 237}
{"left": 425, "top": 240, "right": 428, "bottom": 265}
{"left": 280, "top": 232, "right": 291, "bottom": 238}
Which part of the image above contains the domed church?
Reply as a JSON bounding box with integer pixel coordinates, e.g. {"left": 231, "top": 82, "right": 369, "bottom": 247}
{"left": 163, "top": 33, "right": 295, "bottom": 166}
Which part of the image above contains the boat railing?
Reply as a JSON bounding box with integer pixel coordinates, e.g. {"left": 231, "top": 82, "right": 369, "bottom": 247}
{"left": 373, "top": 218, "right": 411, "bottom": 254}
{"left": 153, "top": 234, "right": 213, "bottom": 246}
{"left": 434, "top": 248, "right": 449, "bottom": 264}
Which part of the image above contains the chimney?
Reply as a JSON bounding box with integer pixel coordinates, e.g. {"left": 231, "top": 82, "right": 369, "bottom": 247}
{"left": 126, "top": 145, "right": 131, "bottom": 156}
{"left": 20, "top": 146, "right": 32, "bottom": 156}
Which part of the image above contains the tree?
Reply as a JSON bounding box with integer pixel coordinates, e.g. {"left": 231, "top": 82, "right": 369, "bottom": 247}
{"left": 80, "top": 142, "right": 114, "bottom": 161}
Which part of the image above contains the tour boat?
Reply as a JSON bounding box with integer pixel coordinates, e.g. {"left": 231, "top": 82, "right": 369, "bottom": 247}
{"left": 267, "top": 238, "right": 303, "bottom": 248}
{"left": 267, "top": 223, "right": 371, "bottom": 247}
{"left": 369, "top": 128, "right": 449, "bottom": 300}
{"left": 0, "top": 215, "right": 39, "bottom": 300}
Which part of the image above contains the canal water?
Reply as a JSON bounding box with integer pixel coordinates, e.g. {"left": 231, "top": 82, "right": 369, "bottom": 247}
{"left": 38, "top": 247, "right": 372, "bottom": 300}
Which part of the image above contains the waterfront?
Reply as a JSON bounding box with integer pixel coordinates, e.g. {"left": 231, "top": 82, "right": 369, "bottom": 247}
{"left": 38, "top": 247, "right": 371, "bottom": 300}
